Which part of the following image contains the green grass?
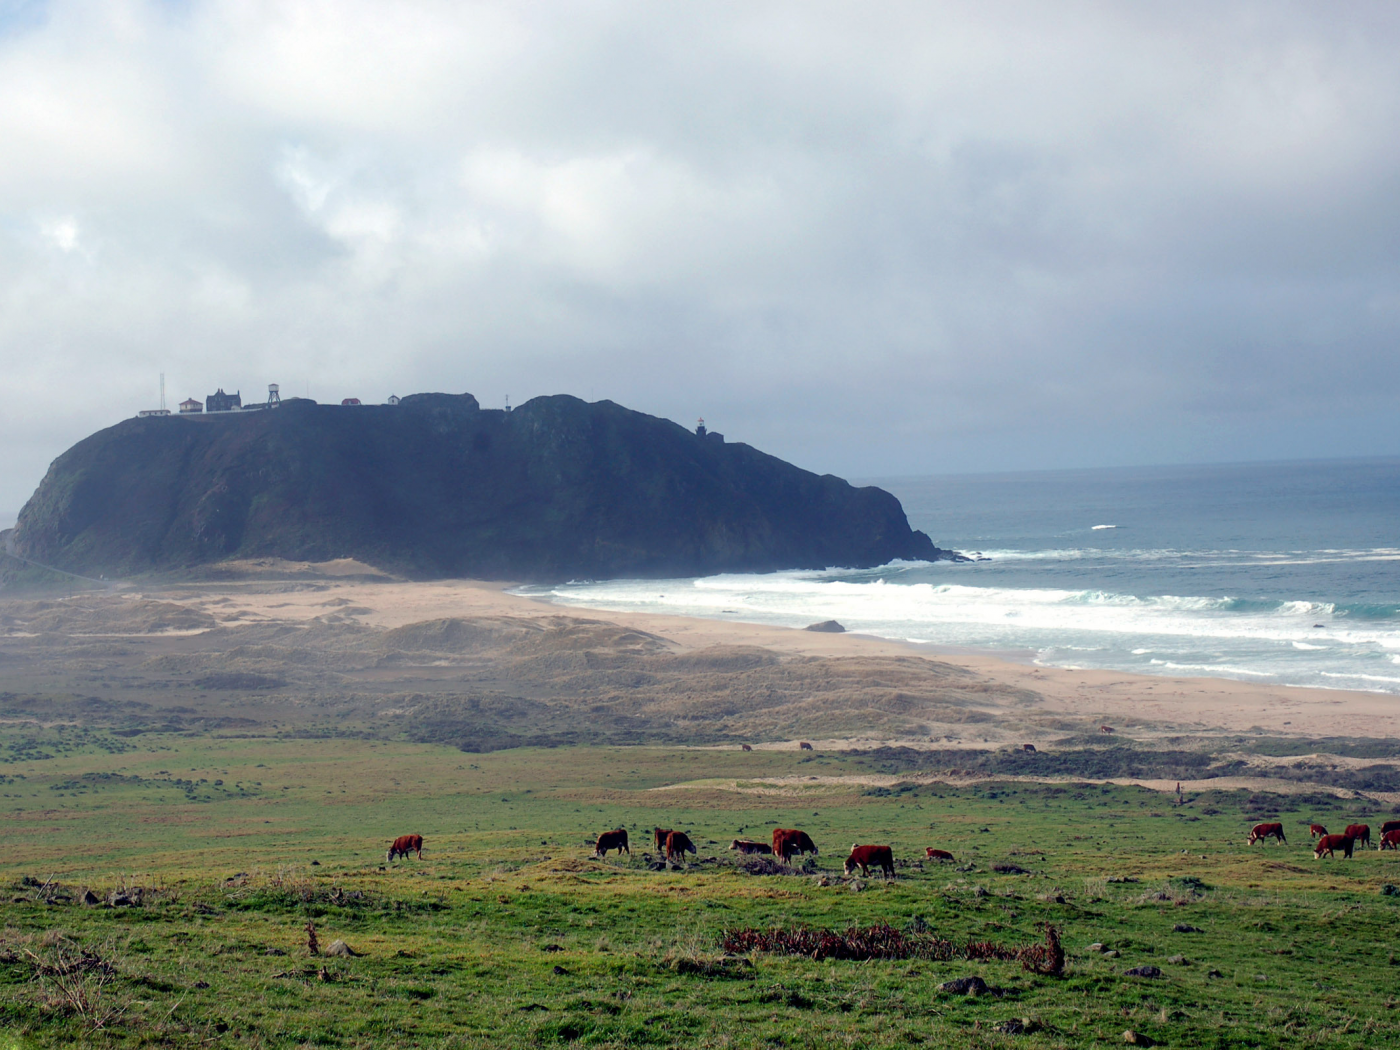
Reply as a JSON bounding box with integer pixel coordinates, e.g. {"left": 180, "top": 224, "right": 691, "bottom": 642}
{"left": 2, "top": 728, "right": 1400, "bottom": 1047}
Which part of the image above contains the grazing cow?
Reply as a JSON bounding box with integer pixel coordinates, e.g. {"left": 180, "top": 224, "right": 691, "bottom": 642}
{"left": 1247, "top": 823, "right": 1286, "bottom": 845}
{"left": 387, "top": 834, "right": 424, "bottom": 862}
{"left": 1309, "top": 824, "right": 1328, "bottom": 840}
{"left": 653, "top": 827, "right": 674, "bottom": 853}
{"left": 741, "top": 744, "right": 753, "bottom": 752}
{"left": 594, "top": 829, "right": 630, "bottom": 858}
{"left": 1381, "top": 819, "right": 1400, "bottom": 836}
{"left": 772, "top": 828, "right": 820, "bottom": 862}
{"left": 1314, "top": 834, "right": 1354, "bottom": 859}
{"left": 1344, "top": 824, "right": 1372, "bottom": 849}
{"left": 799, "top": 742, "right": 814, "bottom": 751}
{"left": 1100, "top": 725, "right": 1115, "bottom": 734}
{"left": 925, "top": 848, "right": 955, "bottom": 862}
{"left": 1380, "top": 829, "right": 1400, "bottom": 851}
{"left": 844, "top": 844, "right": 895, "bottom": 878}
{"left": 664, "top": 830, "right": 697, "bottom": 865}
{"left": 728, "top": 839, "right": 773, "bottom": 855}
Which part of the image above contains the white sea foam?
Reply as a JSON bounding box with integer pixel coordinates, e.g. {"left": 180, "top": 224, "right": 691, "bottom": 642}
{"left": 519, "top": 562, "right": 1400, "bottom": 694}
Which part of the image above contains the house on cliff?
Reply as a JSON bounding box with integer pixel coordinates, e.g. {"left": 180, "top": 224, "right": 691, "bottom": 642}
{"left": 206, "top": 388, "right": 242, "bottom": 412}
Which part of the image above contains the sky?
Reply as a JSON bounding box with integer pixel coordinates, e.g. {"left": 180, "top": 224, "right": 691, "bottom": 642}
{"left": 2, "top": 1, "right": 1400, "bottom": 518}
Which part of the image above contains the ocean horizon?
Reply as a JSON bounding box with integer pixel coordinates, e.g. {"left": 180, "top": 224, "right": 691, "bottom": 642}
{"left": 521, "top": 455, "right": 1400, "bottom": 696}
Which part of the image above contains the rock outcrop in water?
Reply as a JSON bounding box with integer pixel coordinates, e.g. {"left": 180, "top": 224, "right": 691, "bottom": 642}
{"left": 9, "top": 393, "right": 953, "bottom": 581}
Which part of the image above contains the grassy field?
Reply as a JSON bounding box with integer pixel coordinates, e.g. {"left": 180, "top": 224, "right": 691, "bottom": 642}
{"left": 2, "top": 726, "right": 1400, "bottom": 1048}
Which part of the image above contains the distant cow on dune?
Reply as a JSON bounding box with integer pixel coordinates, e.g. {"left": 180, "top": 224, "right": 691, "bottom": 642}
{"left": 1314, "top": 834, "right": 1354, "bottom": 859}
{"left": 594, "top": 829, "right": 629, "bottom": 858}
{"left": 1247, "top": 823, "right": 1286, "bottom": 846}
{"left": 845, "top": 844, "right": 895, "bottom": 878}
{"left": 1309, "top": 824, "right": 1328, "bottom": 840}
{"left": 925, "top": 848, "right": 955, "bottom": 862}
{"left": 799, "top": 742, "right": 814, "bottom": 751}
{"left": 1099, "top": 725, "right": 1114, "bottom": 734}
{"left": 741, "top": 744, "right": 753, "bottom": 751}
{"left": 772, "top": 828, "right": 819, "bottom": 862}
{"left": 387, "top": 834, "right": 423, "bottom": 862}
{"left": 665, "top": 831, "right": 697, "bottom": 865}
{"left": 1344, "top": 824, "right": 1371, "bottom": 849}
{"left": 1380, "top": 829, "right": 1400, "bottom": 851}
{"left": 729, "top": 839, "right": 772, "bottom": 855}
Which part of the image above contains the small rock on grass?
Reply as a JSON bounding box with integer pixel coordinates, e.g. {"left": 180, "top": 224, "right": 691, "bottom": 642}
{"left": 939, "top": 976, "right": 989, "bottom": 996}
{"left": 1123, "top": 1031, "right": 1155, "bottom": 1047}
{"left": 1124, "top": 965, "right": 1162, "bottom": 978}
{"left": 1167, "top": 955, "right": 1189, "bottom": 965}
{"left": 1173, "top": 923, "right": 1202, "bottom": 933}
{"left": 324, "top": 940, "right": 359, "bottom": 957}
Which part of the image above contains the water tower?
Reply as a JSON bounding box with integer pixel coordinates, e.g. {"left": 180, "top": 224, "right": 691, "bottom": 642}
{"left": 267, "top": 383, "right": 281, "bottom": 407}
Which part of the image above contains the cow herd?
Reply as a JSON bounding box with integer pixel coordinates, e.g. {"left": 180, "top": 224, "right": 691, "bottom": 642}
{"left": 584, "top": 826, "right": 955, "bottom": 876}
{"left": 381, "top": 816, "right": 1400, "bottom": 873}
{"left": 1248, "top": 819, "right": 1400, "bottom": 859}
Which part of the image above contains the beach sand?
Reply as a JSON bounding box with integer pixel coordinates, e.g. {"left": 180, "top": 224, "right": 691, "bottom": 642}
{"left": 159, "top": 569, "right": 1400, "bottom": 743}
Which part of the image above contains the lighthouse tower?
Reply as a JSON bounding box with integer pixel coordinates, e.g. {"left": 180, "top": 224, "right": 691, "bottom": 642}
{"left": 696, "top": 418, "right": 706, "bottom": 437}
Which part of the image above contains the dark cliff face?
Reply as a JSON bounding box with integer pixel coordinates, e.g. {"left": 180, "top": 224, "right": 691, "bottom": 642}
{"left": 12, "top": 393, "right": 948, "bottom": 580}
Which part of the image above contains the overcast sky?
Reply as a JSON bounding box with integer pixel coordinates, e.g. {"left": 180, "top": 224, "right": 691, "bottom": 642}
{"left": 2, "top": 1, "right": 1399, "bottom": 517}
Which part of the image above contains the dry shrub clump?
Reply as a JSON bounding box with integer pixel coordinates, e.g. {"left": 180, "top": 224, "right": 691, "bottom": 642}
{"left": 721, "top": 922, "right": 1063, "bottom": 975}
{"left": 15, "top": 933, "right": 129, "bottom": 1032}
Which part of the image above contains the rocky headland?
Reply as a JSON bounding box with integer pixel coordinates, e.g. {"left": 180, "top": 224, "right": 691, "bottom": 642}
{"left": 6, "top": 393, "right": 953, "bottom": 582}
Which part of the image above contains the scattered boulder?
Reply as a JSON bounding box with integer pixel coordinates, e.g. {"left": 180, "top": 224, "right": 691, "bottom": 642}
{"left": 849, "top": 880, "right": 865, "bottom": 893}
{"left": 805, "top": 620, "right": 846, "bottom": 633}
{"left": 552, "top": 965, "right": 568, "bottom": 976}
{"left": 264, "top": 948, "right": 286, "bottom": 956}
{"left": 939, "top": 976, "right": 989, "bottom": 996}
{"left": 1172, "top": 923, "right": 1202, "bottom": 933}
{"left": 107, "top": 888, "right": 142, "bottom": 907}
{"left": 1103, "top": 950, "right": 1121, "bottom": 959}
{"left": 1206, "top": 969, "right": 1223, "bottom": 979}
{"left": 1087, "top": 943, "right": 1106, "bottom": 953}
{"left": 324, "top": 940, "right": 359, "bottom": 957}
{"left": 1167, "top": 955, "right": 1189, "bottom": 965}
{"left": 1123, "top": 1031, "right": 1154, "bottom": 1047}
{"left": 80, "top": 889, "right": 101, "bottom": 906}
{"left": 1124, "top": 965, "right": 1162, "bottom": 978}
{"left": 993, "top": 1019, "right": 1036, "bottom": 1035}
{"left": 992, "top": 863, "right": 1029, "bottom": 875}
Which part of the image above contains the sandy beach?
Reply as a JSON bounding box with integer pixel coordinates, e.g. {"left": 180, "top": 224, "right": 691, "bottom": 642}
{"left": 151, "top": 565, "right": 1400, "bottom": 743}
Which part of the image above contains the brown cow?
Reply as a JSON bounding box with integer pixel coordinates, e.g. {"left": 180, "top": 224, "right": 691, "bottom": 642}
{"left": 1021, "top": 744, "right": 1036, "bottom": 753}
{"left": 1380, "top": 829, "right": 1400, "bottom": 851}
{"left": 925, "top": 847, "right": 955, "bottom": 862}
{"left": 665, "top": 830, "right": 696, "bottom": 865}
{"left": 799, "top": 742, "right": 814, "bottom": 751}
{"left": 1099, "top": 725, "right": 1115, "bottom": 734}
{"left": 844, "top": 844, "right": 895, "bottom": 878}
{"left": 387, "top": 834, "right": 423, "bottom": 862}
{"left": 728, "top": 839, "right": 773, "bottom": 855}
{"left": 772, "top": 828, "right": 819, "bottom": 862}
{"left": 653, "top": 828, "right": 674, "bottom": 853}
{"left": 1344, "top": 824, "right": 1372, "bottom": 849}
{"left": 1380, "top": 819, "right": 1400, "bottom": 836}
{"left": 1247, "top": 822, "right": 1286, "bottom": 845}
{"left": 594, "top": 829, "right": 630, "bottom": 857}
{"left": 1314, "top": 833, "right": 1354, "bottom": 859}
{"left": 1309, "top": 823, "right": 1328, "bottom": 840}
{"left": 741, "top": 744, "right": 753, "bottom": 752}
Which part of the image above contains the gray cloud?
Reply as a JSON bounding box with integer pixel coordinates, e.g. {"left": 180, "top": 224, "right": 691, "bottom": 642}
{"left": 3, "top": 0, "right": 1399, "bottom": 517}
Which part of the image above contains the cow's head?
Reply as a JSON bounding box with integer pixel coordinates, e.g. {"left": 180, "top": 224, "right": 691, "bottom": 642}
{"left": 728, "top": 840, "right": 742, "bottom": 850}
{"left": 843, "top": 856, "right": 857, "bottom": 875}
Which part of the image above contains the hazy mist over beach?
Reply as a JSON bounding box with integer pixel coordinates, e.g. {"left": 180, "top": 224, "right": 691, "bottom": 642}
{"left": 3, "top": 2, "right": 1400, "bottom": 513}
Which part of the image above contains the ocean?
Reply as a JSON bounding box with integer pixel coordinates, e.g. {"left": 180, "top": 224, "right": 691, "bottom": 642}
{"left": 517, "top": 457, "right": 1400, "bottom": 694}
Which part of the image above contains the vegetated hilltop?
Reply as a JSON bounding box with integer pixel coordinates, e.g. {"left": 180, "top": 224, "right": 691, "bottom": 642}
{"left": 8, "top": 393, "right": 951, "bottom": 581}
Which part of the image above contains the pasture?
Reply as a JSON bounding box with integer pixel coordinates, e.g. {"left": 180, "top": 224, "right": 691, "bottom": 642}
{"left": 2, "top": 727, "right": 1400, "bottom": 1048}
